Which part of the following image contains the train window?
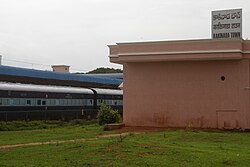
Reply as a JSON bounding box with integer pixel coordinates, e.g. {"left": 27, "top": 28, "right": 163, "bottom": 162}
{"left": 67, "top": 99, "right": 71, "bottom": 106}
{"left": 2, "top": 99, "right": 8, "bottom": 106}
{"left": 13, "top": 99, "right": 20, "bottom": 105}
{"left": 42, "top": 100, "right": 46, "bottom": 105}
{"left": 83, "top": 99, "right": 87, "bottom": 105}
{"left": 19, "top": 99, "right": 25, "bottom": 105}
{"left": 9, "top": 99, "right": 14, "bottom": 106}
{"left": 26, "top": 100, "right": 31, "bottom": 105}
{"left": 32, "top": 99, "right": 36, "bottom": 105}
{"left": 59, "top": 99, "right": 63, "bottom": 105}
{"left": 37, "top": 100, "right": 41, "bottom": 105}
{"left": 49, "top": 99, "right": 54, "bottom": 106}
{"left": 46, "top": 99, "right": 50, "bottom": 106}
{"left": 71, "top": 99, "right": 76, "bottom": 105}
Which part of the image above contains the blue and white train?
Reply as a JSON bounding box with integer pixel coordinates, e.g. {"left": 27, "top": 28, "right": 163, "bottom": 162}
{"left": 0, "top": 82, "right": 123, "bottom": 121}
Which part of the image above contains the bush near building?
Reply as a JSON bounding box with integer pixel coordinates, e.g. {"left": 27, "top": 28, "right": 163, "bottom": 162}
{"left": 97, "top": 103, "right": 120, "bottom": 125}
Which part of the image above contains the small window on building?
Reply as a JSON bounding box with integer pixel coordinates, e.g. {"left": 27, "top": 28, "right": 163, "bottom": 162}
{"left": 42, "top": 100, "right": 46, "bottom": 105}
{"left": 221, "top": 76, "right": 226, "bottom": 81}
{"left": 65, "top": 68, "right": 68, "bottom": 70}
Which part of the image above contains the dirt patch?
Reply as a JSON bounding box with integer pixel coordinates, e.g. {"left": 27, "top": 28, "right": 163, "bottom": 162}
{"left": 121, "top": 126, "right": 170, "bottom": 132}
{"left": 98, "top": 132, "right": 144, "bottom": 138}
{"left": 0, "top": 138, "right": 97, "bottom": 149}
{"left": 0, "top": 132, "right": 144, "bottom": 150}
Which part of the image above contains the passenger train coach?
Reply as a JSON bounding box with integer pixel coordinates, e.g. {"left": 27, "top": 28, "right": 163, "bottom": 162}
{"left": 0, "top": 82, "right": 123, "bottom": 121}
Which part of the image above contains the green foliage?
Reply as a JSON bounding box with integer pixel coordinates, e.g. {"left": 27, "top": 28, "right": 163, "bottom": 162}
{"left": 86, "top": 67, "right": 123, "bottom": 74}
{"left": 0, "top": 120, "right": 97, "bottom": 131}
{"left": 97, "top": 103, "right": 120, "bottom": 125}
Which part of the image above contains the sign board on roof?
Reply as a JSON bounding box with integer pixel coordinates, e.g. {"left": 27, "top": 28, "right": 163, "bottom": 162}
{"left": 212, "top": 9, "right": 242, "bottom": 39}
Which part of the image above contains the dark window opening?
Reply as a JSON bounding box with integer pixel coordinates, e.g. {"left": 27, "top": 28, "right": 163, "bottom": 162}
{"left": 26, "top": 100, "right": 31, "bottom": 105}
{"left": 42, "top": 100, "right": 46, "bottom": 105}
{"left": 37, "top": 100, "right": 41, "bottom": 105}
{"left": 221, "top": 76, "right": 226, "bottom": 81}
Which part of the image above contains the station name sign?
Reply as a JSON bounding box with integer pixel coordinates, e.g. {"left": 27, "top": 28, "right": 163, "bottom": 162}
{"left": 212, "top": 9, "right": 242, "bottom": 39}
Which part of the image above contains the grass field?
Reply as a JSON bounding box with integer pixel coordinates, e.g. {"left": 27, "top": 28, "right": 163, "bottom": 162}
{"left": 1, "top": 122, "right": 250, "bottom": 167}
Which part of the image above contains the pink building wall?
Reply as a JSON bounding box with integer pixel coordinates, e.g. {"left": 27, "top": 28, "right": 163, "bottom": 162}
{"left": 109, "top": 39, "right": 250, "bottom": 130}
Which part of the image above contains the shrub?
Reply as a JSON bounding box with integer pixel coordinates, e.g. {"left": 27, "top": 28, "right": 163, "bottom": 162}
{"left": 97, "top": 103, "right": 120, "bottom": 125}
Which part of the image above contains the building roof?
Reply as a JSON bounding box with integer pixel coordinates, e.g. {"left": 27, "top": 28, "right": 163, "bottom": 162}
{"left": 51, "top": 65, "right": 70, "bottom": 67}
{"left": 109, "top": 38, "right": 250, "bottom": 64}
{"left": 0, "top": 65, "right": 123, "bottom": 87}
{"left": 85, "top": 73, "right": 123, "bottom": 80}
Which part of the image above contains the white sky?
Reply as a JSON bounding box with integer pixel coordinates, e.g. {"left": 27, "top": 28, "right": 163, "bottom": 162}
{"left": 0, "top": 0, "right": 249, "bottom": 72}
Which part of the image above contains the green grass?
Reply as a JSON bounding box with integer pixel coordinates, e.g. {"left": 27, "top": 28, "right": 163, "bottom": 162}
{"left": 1, "top": 124, "right": 250, "bottom": 166}
{"left": 0, "top": 120, "right": 97, "bottom": 131}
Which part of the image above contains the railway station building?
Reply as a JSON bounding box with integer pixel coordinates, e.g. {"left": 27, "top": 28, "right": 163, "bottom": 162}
{"left": 109, "top": 38, "right": 250, "bottom": 130}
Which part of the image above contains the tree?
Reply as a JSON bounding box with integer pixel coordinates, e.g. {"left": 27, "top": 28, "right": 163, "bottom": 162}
{"left": 86, "top": 67, "right": 122, "bottom": 74}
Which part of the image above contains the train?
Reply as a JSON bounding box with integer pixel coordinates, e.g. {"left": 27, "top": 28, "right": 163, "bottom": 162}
{"left": 0, "top": 82, "right": 123, "bottom": 121}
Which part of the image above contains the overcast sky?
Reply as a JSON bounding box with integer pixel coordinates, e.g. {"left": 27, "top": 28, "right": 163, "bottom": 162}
{"left": 0, "top": 0, "right": 249, "bottom": 72}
